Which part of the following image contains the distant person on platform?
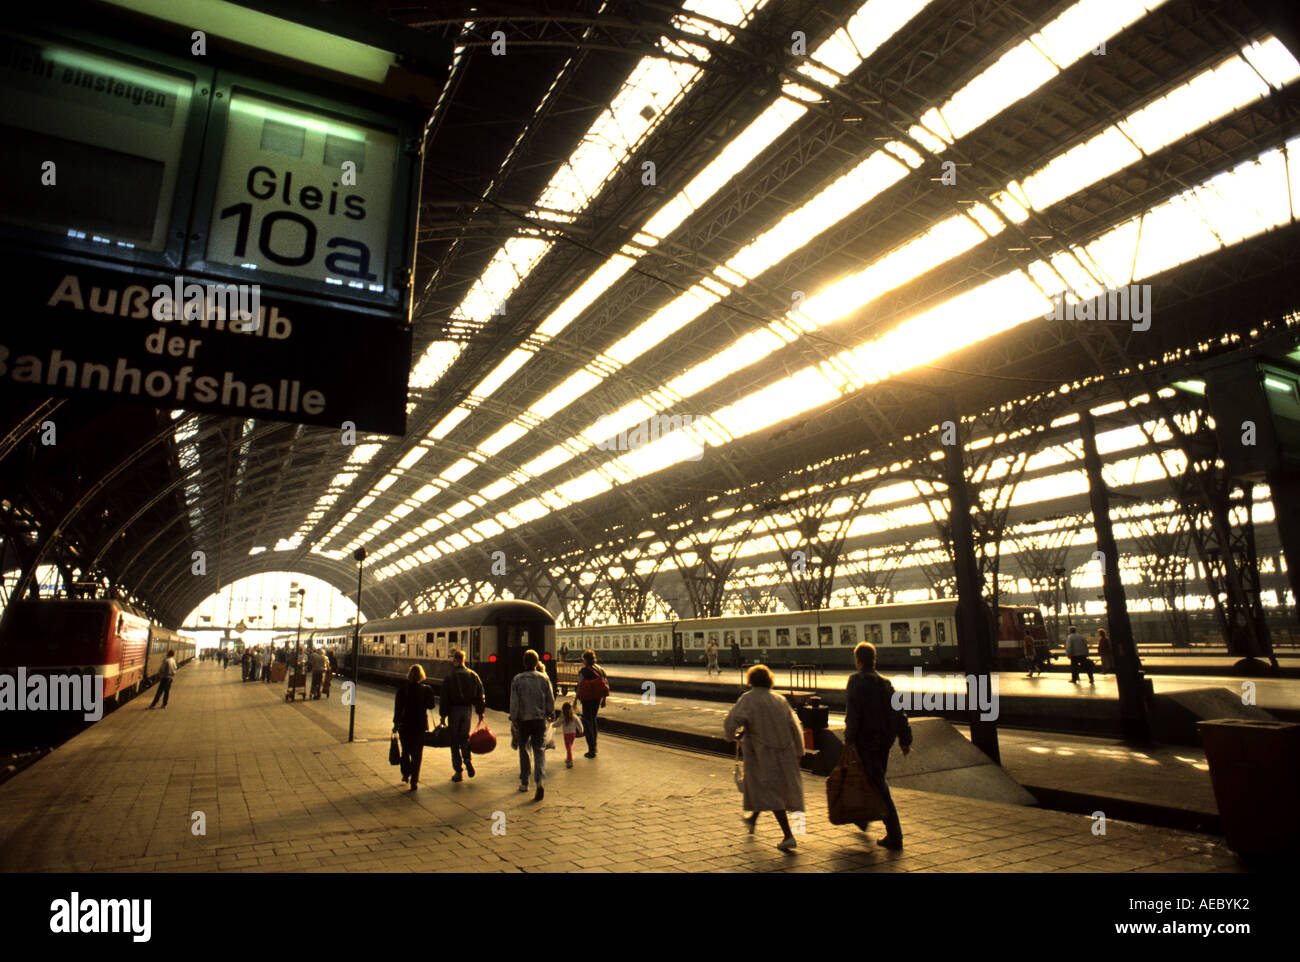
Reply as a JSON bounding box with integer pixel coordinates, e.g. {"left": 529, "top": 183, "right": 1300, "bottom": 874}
{"left": 1065, "top": 626, "right": 1094, "bottom": 685}
{"left": 724, "top": 664, "right": 806, "bottom": 852}
{"left": 844, "top": 641, "right": 913, "bottom": 850}
{"left": 575, "top": 650, "right": 609, "bottom": 759}
{"left": 706, "top": 640, "right": 720, "bottom": 676}
{"left": 731, "top": 638, "right": 741, "bottom": 669}
{"left": 148, "top": 650, "right": 178, "bottom": 709}
{"left": 240, "top": 649, "right": 251, "bottom": 681}
{"left": 1023, "top": 632, "right": 1039, "bottom": 677}
{"left": 510, "top": 649, "right": 555, "bottom": 800}
{"left": 1097, "top": 629, "right": 1113, "bottom": 674}
{"left": 393, "top": 665, "right": 435, "bottom": 792}
{"left": 440, "top": 648, "right": 486, "bottom": 782}
{"left": 307, "top": 647, "right": 324, "bottom": 697}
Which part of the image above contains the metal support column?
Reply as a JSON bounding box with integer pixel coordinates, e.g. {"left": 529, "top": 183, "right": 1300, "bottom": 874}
{"left": 940, "top": 395, "right": 999, "bottom": 764}
{"left": 1079, "top": 409, "right": 1153, "bottom": 744}
{"left": 348, "top": 548, "right": 365, "bottom": 743}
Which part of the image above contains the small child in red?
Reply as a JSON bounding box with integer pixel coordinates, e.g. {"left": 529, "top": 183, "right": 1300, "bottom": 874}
{"left": 552, "top": 701, "right": 585, "bottom": 768}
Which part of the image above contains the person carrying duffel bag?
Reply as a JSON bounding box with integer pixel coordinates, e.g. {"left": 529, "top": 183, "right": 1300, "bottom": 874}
{"left": 468, "top": 718, "right": 497, "bottom": 755}
{"left": 574, "top": 651, "right": 610, "bottom": 759}
{"left": 439, "top": 648, "right": 487, "bottom": 781}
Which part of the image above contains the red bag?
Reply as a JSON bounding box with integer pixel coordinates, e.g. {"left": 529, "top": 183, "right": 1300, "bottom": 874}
{"left": 468, "top": 720, "right": 497, "bottom": 755}
{"left": 576, "top": 668, "right": 610, "bottom": 702}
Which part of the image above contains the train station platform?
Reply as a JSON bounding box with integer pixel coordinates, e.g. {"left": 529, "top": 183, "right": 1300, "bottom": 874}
{"left": 0, "top": 662, "right": 1242, "bottom": 873}
{"left": 587, "top": 663, "right": 1299, "bottom": 744}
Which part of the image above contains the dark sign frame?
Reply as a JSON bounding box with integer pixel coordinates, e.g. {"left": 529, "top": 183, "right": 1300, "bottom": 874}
{"left": 0, "top": 8, "right": 430, "bottom": 436}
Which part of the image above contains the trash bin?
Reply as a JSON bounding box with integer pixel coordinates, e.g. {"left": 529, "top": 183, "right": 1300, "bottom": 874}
{"left": 1197, "top": 719, "right": 1300, "bottom": 858}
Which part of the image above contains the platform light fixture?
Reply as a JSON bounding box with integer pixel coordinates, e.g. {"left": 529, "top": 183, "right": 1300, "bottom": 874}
{"left": 99, "top": 0, "right": 400, "bottom": 84}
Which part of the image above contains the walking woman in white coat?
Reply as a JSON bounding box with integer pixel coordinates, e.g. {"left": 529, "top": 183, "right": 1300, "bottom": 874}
{"left": 723, "top": 664, "right": 806, "bottom": 851}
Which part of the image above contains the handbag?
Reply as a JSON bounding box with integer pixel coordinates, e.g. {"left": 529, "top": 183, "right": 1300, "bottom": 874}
{"left": 576, "top": 668, "right": 610, "bottom": 702}
{"left": 826, "top": 743, "right": 888, "bottom": 825}
{"left": 424, "top": 721, "right": 452, "bottom": 748}
{"left": 388, "top": 732, "right": 401, "bottom": 766}
{"left": 468, "top": 719, "right": 497, "bottom": 755}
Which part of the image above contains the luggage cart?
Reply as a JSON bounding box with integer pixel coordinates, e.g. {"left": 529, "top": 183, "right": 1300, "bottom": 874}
{"left": 285, "top": 670, "right": 308, "bottom": 701}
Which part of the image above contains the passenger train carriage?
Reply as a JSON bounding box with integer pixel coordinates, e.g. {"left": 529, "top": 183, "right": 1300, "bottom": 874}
{"left": 330, "top": 601, "right": 556, "bottom": 711}
{"left": 557, "top": 599, "right": 1047, "bottom": 670}
{"left": 0, "top": 598, "right": 195, "bottom": 704}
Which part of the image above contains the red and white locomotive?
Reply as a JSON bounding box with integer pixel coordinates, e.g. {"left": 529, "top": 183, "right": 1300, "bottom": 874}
{"left": 0, "top": 598, "right": 195, "bottom": 704}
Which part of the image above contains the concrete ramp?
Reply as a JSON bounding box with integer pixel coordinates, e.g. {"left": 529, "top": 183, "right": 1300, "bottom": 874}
{"left": 884, "top": 717, "right": 1037, "bottom": 806}
{"left": 1150, "top": 687, "right": 1275, "bottom": 744}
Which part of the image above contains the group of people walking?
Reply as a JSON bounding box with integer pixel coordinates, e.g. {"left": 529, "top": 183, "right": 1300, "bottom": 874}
{"left": 391, "top": 648, "right": 610, "bottom": 799}
{"left": 725, "top": 641, "right": 911, "bottom": 853}
{"left": 704, "top": 638, "right": 744, "bottom": 675}
{"left": 1023, "top": 627, "right": 1112, "bottom": 682}
{"left": 390, "top": 640, "right": 914, "bottom": 857}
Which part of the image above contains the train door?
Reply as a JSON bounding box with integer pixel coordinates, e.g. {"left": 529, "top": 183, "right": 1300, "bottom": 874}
{"left": 500, "top": 623, "right": 525, "bottom": 680}
{"left": 673, "top": 632, "right": 684, "bottom": 665}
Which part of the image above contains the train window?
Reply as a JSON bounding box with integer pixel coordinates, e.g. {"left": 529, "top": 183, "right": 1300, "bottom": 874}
{"left": 724, "top": 630, "right": 735, "bottom": 647}
{"left": 633, "top": 634, "right": 641, "bottom": 648}
{"left": 400, "top": 634, "right": 406, "bottom": 644}
{"left": 936, "top": 621, "right": 947, "bottom": 644}
{"left": 865, "top": 623, "right": 883, "bottom": 645}
{"left": 521, "top": 630, "right": 530, "bottom": 648}
{"left": 795, "top": 626, "right": 811, "bottom": 646}
{"left": 776, "top": 628, "right": 790, "bottom": 647}
{"left": 708, "top": 631, "right": 719, "bottom": 647}
{"left": 426, "top": 632, "right": 434, "bottom": 645}
{"left": 756, "top": 628, "right": 770, "bottom": 647}
{"left": 919, "top": 621, "right": 932, "bottom": 645}
{"left": 448, "top": 630, "right": 457, "bottom": 645}
{"left": 890, "top": 622, "right": 911, "bottom": 645}
{"left": 693, "top": 631, "right": 704, "bottom": 648}
{"left": 818, "top": 626, "right": 832, "bottom": 647}
{"left": 840, "top": 624, "right": 858, "bottom": 645}
{"left": 739, "top": 629, "right": 752, "bottom": 647}
{"left": 623, "top": 634, "right": 630, "bottom": 649}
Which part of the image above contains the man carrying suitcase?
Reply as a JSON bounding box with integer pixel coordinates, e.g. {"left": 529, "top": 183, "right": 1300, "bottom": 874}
{"left": 844, "top": 642, "right": 913, "bottom": 850}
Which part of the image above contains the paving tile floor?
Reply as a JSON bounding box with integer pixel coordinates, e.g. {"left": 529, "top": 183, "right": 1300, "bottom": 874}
{"left": 0, "top": 663, "right": 1243, "bottom": 873}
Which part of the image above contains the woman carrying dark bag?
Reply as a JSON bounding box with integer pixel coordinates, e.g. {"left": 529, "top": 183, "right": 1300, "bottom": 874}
{"left": 393, "top": 665, "right": 435, "bottom": 791}
{"left": 575, "top": 650, "right": 610, "bottom": 758}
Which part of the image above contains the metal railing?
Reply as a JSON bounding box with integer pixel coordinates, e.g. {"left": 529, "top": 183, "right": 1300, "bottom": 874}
{"left": 788, "top": 664, "right": 821, "bottom": 691}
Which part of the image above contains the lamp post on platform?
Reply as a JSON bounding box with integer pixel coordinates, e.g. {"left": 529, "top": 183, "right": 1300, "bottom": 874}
{"left": 294, "top": 588, "right": 305, "bottom": 670}
{"left": 348, "top": 548, "right": 366, "bottom": 743}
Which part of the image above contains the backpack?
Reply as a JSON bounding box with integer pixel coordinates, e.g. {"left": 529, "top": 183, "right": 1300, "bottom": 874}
{"left": 576, "top": 667, "right": 609, "bottom": 702}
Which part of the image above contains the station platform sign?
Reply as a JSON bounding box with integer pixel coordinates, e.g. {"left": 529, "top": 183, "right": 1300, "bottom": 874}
{"left": 0, "top": 2, "right": 450, "bottom": 435}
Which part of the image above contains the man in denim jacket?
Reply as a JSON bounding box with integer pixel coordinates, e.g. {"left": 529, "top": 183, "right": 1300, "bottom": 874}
{"left": 509, "top": 649, "right": 555, "bottom": 801}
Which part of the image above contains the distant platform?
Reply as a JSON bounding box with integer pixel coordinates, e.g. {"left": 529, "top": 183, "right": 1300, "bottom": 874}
{"left": 0, "top": 663, "right": 1241, "bottom": 873}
